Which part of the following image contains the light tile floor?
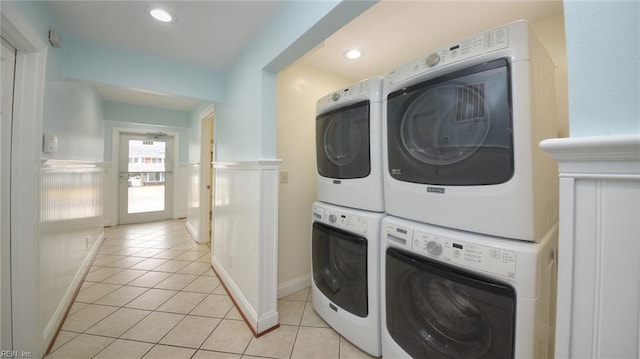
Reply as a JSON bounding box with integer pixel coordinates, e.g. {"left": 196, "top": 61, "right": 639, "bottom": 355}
{"left": 45, "top": 219, "right": 375, "bottom": 359}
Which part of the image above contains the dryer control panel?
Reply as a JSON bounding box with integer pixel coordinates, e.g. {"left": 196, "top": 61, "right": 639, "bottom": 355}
{"left": 384, "top": 222, "right": 517, "bottom": 279}
{"left": 312, "top": 204, "right": 369, "bottom": 235}
{"left": 385, "top": 25, "right": 510, "bottom": 88}
{"left": 317, "top": 77, "right": 383, "bottom": 112}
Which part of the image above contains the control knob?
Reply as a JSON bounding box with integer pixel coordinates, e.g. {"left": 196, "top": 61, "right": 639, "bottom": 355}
{"left": 425, "top": 52, "right": 440, "bottom": 67}
{"left": 426, "top": 241, "right": 443, "bottom": 256}
{"left": 331, "top": 92, "right": 340, "bottom": 101}
{"left": 328, "top": 214, "right": 337, "bottom": 224}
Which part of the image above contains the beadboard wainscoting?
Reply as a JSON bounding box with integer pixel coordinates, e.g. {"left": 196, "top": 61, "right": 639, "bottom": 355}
{"left": 186, "top": 162, "right": 201, "bottom": 241}
{"left": 176, "top": 163, "right": 189, "bottom": 219}
{"left": 212, "top": 160, "right": 281, "bottom": 336}
{"left": 40, "top": 160, "right": 107, "bottom": 349}
{"left": 541, "top": 134, "right": 640, "bottom": 359}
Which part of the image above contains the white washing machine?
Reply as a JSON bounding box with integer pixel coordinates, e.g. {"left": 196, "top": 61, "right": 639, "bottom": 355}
{"left": 383, "top": 20, "right": 558, "bottom": 241}
{"left": 311, "top": 201, "right": 385, "bottom": 356}
{"left": 381, "top": 215, "right": 558, "bottom": 359}
{"left": 316, "top": 77, "right": 384, "bottom": 212}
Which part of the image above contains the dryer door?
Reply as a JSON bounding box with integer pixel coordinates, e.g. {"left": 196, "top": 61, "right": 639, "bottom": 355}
{"left": 316, "top": 100, "right": 371, "bottom": 179}
{"left": 312, "top": 222, "right": 368, "bottom": 317}
{"left": 386, "top": 58, "right": 513, "bottom": 185}
{"left": 385, "top": 247, "right": 516, "bottom": 359}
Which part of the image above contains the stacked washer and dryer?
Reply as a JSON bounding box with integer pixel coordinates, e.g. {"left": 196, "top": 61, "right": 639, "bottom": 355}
{"left": 311, "top": 77, "right": 386, "bottom": 357}
{"left": 381, "top": 20, "right": 559, "bottom": 359}
{"left": 312, "top": 20, "right": 560, "bottom": 359}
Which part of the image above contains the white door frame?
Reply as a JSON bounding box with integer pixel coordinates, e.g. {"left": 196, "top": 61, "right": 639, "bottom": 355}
{"left": 117, "top": 133, "right": 175, "bottom": 224}
{"left": 198, "top": 104, "right": 215, "bottom": 244}
{"left": 1, "top": 2, "right": 47, "bottom": 357}
{"left": 111, "top": 127, "right": 181, "bottom": 226}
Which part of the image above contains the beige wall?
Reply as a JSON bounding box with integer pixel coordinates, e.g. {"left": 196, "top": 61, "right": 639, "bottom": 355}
{"left": 276, "top": 62, "right": 355, "bottom": 288}
{"left": 533, "top": 15, "right": 569, "bottom": 138}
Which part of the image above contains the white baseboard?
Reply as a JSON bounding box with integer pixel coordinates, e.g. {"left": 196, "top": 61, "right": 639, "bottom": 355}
{"left": 185, "top": 220, "right": 198, "bottom": 242}
{"left": 43, "top": 232, "right": 105, "bottom": 349}
{"left": 278, "top": 274, "right": 311, "bottom": 299}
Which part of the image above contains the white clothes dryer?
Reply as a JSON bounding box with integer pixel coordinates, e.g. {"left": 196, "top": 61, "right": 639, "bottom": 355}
{"left": 311, "top": 201, "right": 385, "bottom": 356}
{"left": 383, "top": 20, "right": 559, "bottom": 241}
{"left": 316, "top": 77, "right": 384, "bottom": 212}
{"left": 381, "top": 215, "right": 558, "bottom": 359}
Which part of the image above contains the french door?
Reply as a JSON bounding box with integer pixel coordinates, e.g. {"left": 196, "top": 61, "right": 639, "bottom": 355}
{"left": 118, "top": 133, "right": 173, "bottom": 224}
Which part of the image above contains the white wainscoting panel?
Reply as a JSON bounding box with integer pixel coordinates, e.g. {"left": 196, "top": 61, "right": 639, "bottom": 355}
{"left": 212, "top": 160, "right": 281, "bottom": 335}
{"left": 186, "top": 163, "right": 200, "bottom": 241}
{"left": 541, "top": 134, "right": 640, "bottom": 359}
{"left": 40, "top": 160, "right": 106, "bottom": 349}
{"left": 176, "top": 163, "right": 189, "bottom": 219}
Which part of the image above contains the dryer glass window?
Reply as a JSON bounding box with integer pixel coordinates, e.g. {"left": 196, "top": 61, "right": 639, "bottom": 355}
{"left": 385, "top": 247, "right": 515, "bottom": 359}
{"left": 312, "top": 222, "right": 368, "bottom": 317}
{"left": 387, "top": 58, "right": 513, "bottom": 185}
{"left": 316, "top": 101, "right": 371, "bottom": 179}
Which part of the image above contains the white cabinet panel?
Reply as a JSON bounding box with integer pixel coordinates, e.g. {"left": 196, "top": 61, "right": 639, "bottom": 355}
{"left": 541, "top": 134, "right": 640, "bottom": 359}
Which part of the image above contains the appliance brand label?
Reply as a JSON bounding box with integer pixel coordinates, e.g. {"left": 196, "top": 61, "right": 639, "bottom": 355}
{"left": 333, "top": 180, "right": 341, "bottom": 184}
{"left": 391, "top": 168, "right": 402, "bottom": 175}
{"left": 427, "top": 187, "right": 445, "bottom": 194}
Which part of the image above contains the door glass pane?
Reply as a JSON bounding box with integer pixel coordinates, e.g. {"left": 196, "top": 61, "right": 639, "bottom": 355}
{"left": 127, "top": 140, "right": 166, "bottom": 214}
{"left": 316, "top": 100, "right": 371, "bottom": 179}
{"left": 312, "top": 222, "right": 368, "bottom": 317}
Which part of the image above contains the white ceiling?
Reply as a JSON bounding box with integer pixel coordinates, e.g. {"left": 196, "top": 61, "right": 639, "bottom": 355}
{"left": 46, "top": 0, "right": 564, "bottom": 110}
{"left": 47, "top": 0, "right": 284, "bottom": 70}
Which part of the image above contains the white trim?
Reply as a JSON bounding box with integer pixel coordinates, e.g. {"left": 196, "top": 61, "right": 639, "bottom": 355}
{"left": 540, "top": 135, "right": 640, "bottom": 178}
{"left": 111, "top": 127, "right": 180, "bottom": 226}
{"left": 185, "top": 220, "right": 198, "bottom": 241}
{"left": 214, "top": 160, "right": 283, "bottom": 169}
{"left": 197, "top": 105, "right": 215, "bottom": 244}
{"left": 277, "top": 274, "right": 311, "bottom": 299}
{"left": 199, "top": 103, "right": 215, "bottom": 121}
{"left": 1, "top": 2, "right": 47, "bottom": 357}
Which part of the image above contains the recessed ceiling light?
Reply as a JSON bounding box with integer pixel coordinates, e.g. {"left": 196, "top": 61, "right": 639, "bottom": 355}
{"left": 345, "top": 49, "right": 362, "bottom": 60}
{"left": 150, "top": 8, "right": 174, "bottom": 23}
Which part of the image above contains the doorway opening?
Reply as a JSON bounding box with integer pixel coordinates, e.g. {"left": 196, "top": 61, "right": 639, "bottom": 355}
{"left": 114, "top": 130, "right": 179, "bottom": 225}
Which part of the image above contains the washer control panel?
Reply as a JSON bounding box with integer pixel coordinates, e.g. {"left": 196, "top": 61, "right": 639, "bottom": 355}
{"left": 313, "top": 204, "right": 368, "bottom": 235}
{"left": 383, "top": 222, "right": 516, "bottom": 279}
{"left": 319, "top": 80, "right": 370, "bottom": 106}
{"left": 385, "top": 25, "right": 509, "bottom": 88}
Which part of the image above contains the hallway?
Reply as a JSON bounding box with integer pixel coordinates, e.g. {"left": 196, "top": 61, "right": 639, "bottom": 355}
{"left": 45, "top": 220, "right": 372, "bottom": 359}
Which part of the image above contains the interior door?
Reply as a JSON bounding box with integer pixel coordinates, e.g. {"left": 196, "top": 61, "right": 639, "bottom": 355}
{"left": 118, "top": 133, "right": 174, "bottom": 224}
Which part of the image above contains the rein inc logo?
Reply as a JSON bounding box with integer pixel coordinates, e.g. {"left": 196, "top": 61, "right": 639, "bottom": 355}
{"left": 1, "top": 351, "right": 32, "bottom": 358}
{"left": 427, "top": 187, "right": 445, "bottom": 194}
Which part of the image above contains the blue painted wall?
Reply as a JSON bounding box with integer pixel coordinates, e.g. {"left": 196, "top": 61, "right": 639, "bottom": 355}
{"left": 102, "top": 101, "right": 191, "bottom": 163}
{"left": 42, "top": 81, "right": 104, "bottom": 161}
{"left": 564, "top": 0, "right": 640, "bottom": 136}
{"left": 64, "top": 36, "right": 225, "bottom": 103}
{"left": 215, "top": 0, "right": 377, "bottom": 161}
{"left": 11, "top": 0, "right": 65, "bottom": 80}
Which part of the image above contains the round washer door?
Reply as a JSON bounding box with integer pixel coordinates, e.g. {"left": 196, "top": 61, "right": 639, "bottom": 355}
{"left": 385, "top": 247, "right": 516, "bottom": 359}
